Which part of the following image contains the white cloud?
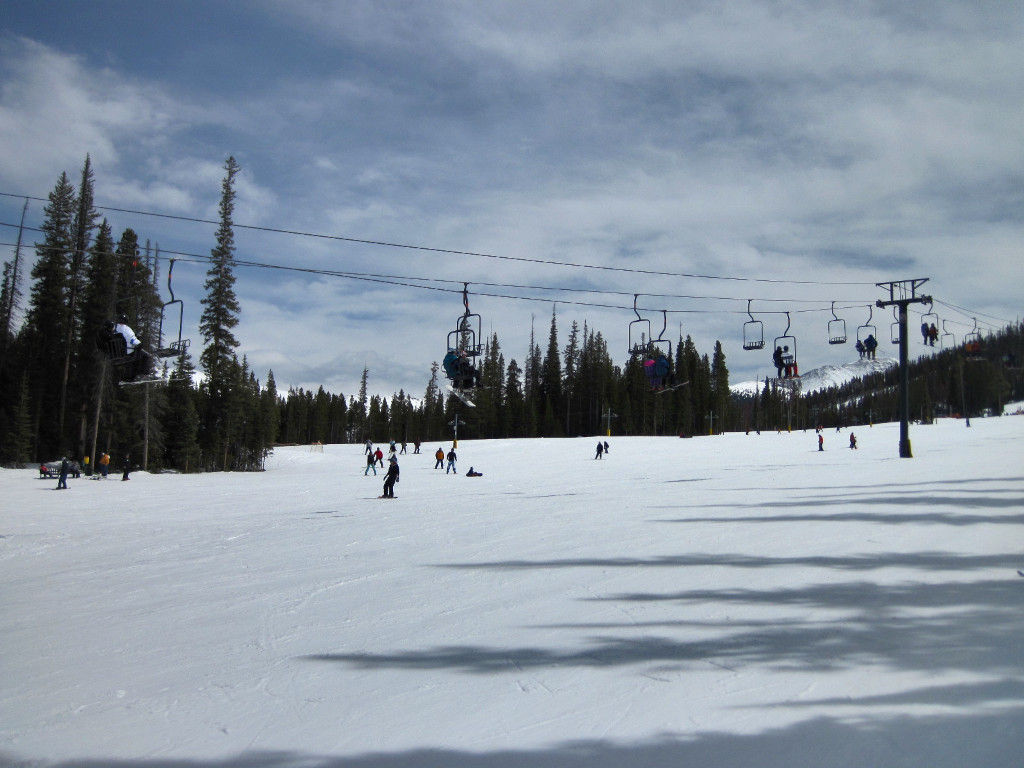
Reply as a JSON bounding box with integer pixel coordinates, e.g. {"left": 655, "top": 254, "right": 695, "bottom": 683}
{"left": 3, "top": 2, "right": 1022, "bottom": 396}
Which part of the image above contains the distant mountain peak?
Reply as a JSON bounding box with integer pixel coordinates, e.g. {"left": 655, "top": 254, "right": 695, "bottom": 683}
{"left": 731, "top": 357, "right": 898, "bottom": 396}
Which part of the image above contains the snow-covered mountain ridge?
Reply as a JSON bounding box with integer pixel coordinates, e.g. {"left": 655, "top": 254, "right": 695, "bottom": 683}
{"left": 731, "top": 356, "right": 898, "bottom": 396}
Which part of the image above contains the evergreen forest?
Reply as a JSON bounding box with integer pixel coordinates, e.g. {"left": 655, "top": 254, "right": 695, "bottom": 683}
{"left": 2, "top": 157, "right": 1020, "bottom": 472}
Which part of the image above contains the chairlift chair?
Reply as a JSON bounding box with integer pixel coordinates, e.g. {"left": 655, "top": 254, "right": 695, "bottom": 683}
{"left": 921, "top": 300, "right": 939, "bottom": 346}
{"left": 642, "top": 310, "right": 674, "bottom": 391}
{"left": 156, "top": 259, "right": 191, "bottom": 358}
{"left": 856, "top": 305, "right": 877, "bottom": 345}
{"left": 444, "top": 284, "right": 484, "bottom": 389}
{"left": 827, "top": 301, "right": 847, "bottom": 345}
{"left": 97, "top": 323, "right": 131, "bottom": 365}
{"left": 628, "top": 295, "right": 652, "bottom": 358}
{"left": 940, "top": 320, "right": 955, "bottom": 349}
{"left": 772, "top": 312, "right": 798, "bottom": 379}
{"left": 742, "top": 300, "right": 765, "bottom": 351}
{"left": 890, "top": 306, "right": 901, "bottom": 345}
{"left": 964, "top": 318, "right": 983, "bottom": 358}
{"left": 95, "top": 320, "right": 158, "bottom": 384}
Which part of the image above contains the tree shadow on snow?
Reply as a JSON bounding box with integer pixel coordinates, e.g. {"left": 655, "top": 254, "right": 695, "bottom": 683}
{"left": 301, "top": 562, "right": 1024, "bottom": 679}
{"left": 7, "top": 707, "right": 1023, "bottom": 768}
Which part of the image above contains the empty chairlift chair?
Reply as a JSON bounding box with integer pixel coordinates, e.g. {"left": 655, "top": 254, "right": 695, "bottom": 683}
{"left": 828, "top": 302, "right": 847, "bottom": 345}
{"left": 628, "top": 294, "right": 653, "bottom": 359}
{"left": 742, "top": 300, "right": 766, "bottom": 351}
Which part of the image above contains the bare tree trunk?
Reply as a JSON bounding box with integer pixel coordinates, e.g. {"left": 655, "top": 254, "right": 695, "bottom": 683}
{"left": 89, "top": 361, "right": 106, "bottom": 471}
{"left": 142, "top": 383, "right": 150, "bottom": 471}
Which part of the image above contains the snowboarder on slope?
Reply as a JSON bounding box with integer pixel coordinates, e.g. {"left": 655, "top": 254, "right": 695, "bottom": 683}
{"left": 382, "top": 456, "right": 399, "bottom": 498}
{"left": 435, "top": 447, "right": 445, "bottom": 469}
{"left": 446, "top": 448, "right": 457, "bottom": 474}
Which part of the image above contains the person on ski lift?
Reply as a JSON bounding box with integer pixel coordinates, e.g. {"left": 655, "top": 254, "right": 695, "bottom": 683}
{"left": 113, "top": 315, "right": 154, "bottom": 380}
{"left": 644, "top": 353, "right": 670, "bottom": 390}
{"left": 781, "top": 346, "right": 796, "bottom": 378}
{"left": 443, "top": 348, "right": 480, "bottom": 388}
{"left": 772, "top": 346, "right": 784, "bottom": 378}
{"left": 864, "top": 334, "right": 878, "bottom": 360}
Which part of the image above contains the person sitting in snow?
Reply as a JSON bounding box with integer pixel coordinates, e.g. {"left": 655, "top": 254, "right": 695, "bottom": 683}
{"left": 466, "top": 467, "right": 483, "bottom": 477}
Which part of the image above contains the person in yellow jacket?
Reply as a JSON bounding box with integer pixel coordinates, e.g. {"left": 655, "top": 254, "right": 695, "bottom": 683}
{"left": 434, "top": 447, "right": 445, "bottom": 469}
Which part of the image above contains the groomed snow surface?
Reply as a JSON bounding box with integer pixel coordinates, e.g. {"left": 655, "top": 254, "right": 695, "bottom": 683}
{"left": 3, "top": 417, "right": 1023, "bottom": 767}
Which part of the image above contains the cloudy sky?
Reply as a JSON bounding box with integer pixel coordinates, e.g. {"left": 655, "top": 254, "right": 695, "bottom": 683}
{"left": 2, "top": 0, "right": 1021, "bottom": 399}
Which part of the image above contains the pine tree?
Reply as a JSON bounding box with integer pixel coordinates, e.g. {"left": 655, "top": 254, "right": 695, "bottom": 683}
{"left": 260, "top": 371, "right": 281, "bottom": 447}
{"left": 3, "top": 376, "right": 34, "bottom": 465}
{"left": 23, "top": 172, "right": 77, "bottom": 457}
{"left": 540, "top": 306, "right": 563, "bottom": 435}
{"left": 57, "top": 156, "right": 99, "bottom": 440}
{"left": 562, "top": 320, "right": 580, "bottom": 435}
{"left": 503, "top": 358, "right": 525, "bottom": 438}
{"left": 199, "top": 157, "right": 242, "bottom": 380}
{"left": 0, "top": 198, "right": 29, "bottom": 353}
{"left": 198, "top": 157, "right": 243, "bottom": 467}
{"left": 710, "top": 340, "right": 731, "bottom": 433}
{"left": 79, "top": 220, "right": 117, "bottom": 468}
{"left": 523, "top": 318, "right": 542, "bottom": 436}
{"left": 423, "top": 362, "right": 444, "bottom": 440}
{"left": 476, "top": 332, "right": 504, "bottom": 437}
{"left": 163, "top": 353, "right": 200, "bottom": 471}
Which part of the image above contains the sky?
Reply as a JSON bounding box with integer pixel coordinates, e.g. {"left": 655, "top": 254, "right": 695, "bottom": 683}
{"left": 1, "top": 0, "right": 1022, "bottom": 399}
{"left": 3, "top": 416, "right": 1023, "bottom": 765}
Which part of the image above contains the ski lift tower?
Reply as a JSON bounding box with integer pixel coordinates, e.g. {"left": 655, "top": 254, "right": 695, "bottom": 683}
{"left": 876, "top": 278, "right": 931, "bottom": 458}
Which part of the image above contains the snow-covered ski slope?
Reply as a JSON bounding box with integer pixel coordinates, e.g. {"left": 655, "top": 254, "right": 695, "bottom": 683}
{"left": 3, "top": 416, "right": 1023, "bottom": 767}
